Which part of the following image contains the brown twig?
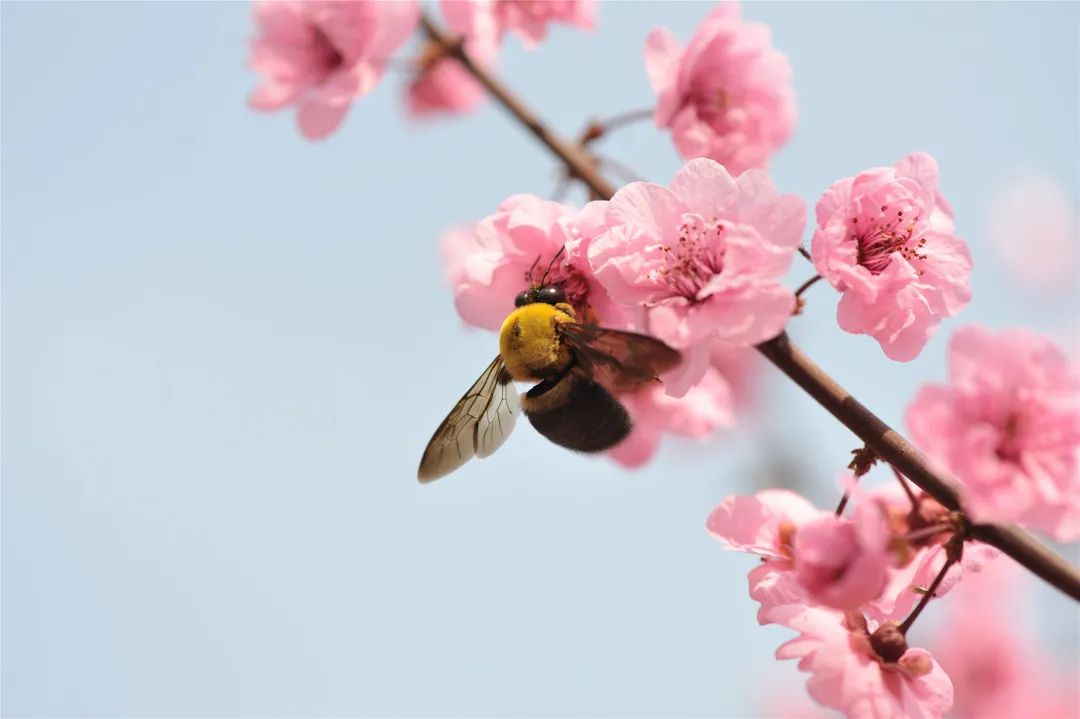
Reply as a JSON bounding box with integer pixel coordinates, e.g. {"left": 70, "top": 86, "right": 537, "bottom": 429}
{"left": 419, "top": 14, "right": 616, "bottom": 199}
{"left": 418, "top": 11, "right": 1080, "bottom": 603}
{"left": 590, "top": 107, "right": 654, "bottom": 137}
{"left": 891, "top": 465, "right": 920, "bottom": 508}
{"left": 794, "top": 274, "right": 824, "bottom": 300}
{"left": 904, "top": 524, "right": 954, "bottom": 544}
{"left": 834, "top": 493, "right": 850, "bottom": 516}
{"left": 899, "top": 555, "right": 955, "bottom": 634}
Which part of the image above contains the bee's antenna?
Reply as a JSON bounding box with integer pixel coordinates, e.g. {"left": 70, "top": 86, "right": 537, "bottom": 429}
{"left": 539, "top": 246, "right": 566, "bottom": 287}
{"left": 526, "top": 254, "right": 542, "bottom": 285}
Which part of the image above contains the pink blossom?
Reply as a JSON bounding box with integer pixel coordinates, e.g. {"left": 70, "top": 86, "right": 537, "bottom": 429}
{"left": 709, "top": 485, "right": 992, "bottom": 625}
{"left": 609, "top": 366, "right": 734, "bottom": 468}
{"left": 791, "top": 507, "right": 889, "bottom": 611}
{"left": 442, "top": 195, "right": 627, "bottom": 331}
{"left": 442, "top": 195, "right": 721, "bottom": 470}
{"left": 588, "top": 158, "right": 805, "bottom": 394}
{"left": 906, "top": 325, "right": 1080, "bottom": 540}
{"left": 707, "top": 490, "right": 830, "bottom": 622}
{"left": 707, "top": 489, "right": 818, "bottom": 554}
{"left": 644, "top": 3, "right": 796, "bottom": 174}
{"left": 248, "top": 0, "right": 419, "bottom": 140}
{"left": 811, "top": 151, "right": 972, "bottom": 361}
{"left": 405, "top": 45, "right": 488, "bottom": 118}
{"left": 775, "top": 607, "right": 953, "bottom": 719}
{"left": 930, "top": 559, "right": 1079, "bottom": 719}
{"left": 441, "top": 0, "right": 596, "bottom": 50}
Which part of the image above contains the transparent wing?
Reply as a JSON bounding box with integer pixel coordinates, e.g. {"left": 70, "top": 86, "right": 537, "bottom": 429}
{"left": 417, "top": 356, "right": 520, "bottom": 482}
{"left": 559, "top": 323, "right": 682, "bottom": 393}
{"left": 476, "top": 368, "right": 520, "bottom": 459}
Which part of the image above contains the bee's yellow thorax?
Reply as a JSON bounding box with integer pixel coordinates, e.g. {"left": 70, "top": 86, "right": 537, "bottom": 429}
{"left": 499, "top": 302, "right": 576, "bottom": 382}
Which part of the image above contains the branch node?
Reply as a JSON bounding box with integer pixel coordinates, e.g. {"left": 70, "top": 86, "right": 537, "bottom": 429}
{"left": 848, "top": 445, "right": 878, "bottom": 478}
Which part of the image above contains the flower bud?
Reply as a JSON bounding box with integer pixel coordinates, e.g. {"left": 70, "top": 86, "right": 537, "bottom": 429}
{"left": 870, "top": 621, "right": 908, "bottom": 663}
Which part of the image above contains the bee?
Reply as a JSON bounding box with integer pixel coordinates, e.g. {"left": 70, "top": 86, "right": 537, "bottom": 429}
{"left": 417, "top": 254, "right": 681, "bottom": 482}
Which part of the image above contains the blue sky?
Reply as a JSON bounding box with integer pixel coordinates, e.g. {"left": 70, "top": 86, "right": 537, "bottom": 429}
{"left": 3, "top": 2, "right": 1077, "bottom": 716}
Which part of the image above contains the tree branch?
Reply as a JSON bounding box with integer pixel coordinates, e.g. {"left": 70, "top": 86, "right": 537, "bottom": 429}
{"left": 418, "top": 12, "right": 1080, "bottom": 602}
{"left": 755, "top": 334, "right": 1079, "bottom": 600}
{"left": 419, "top": 14, "right": 615, "bottom": 199}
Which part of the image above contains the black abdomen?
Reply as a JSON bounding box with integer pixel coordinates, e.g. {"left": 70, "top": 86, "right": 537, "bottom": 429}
{"left": 523, "top": 374, "right": 632, "bottom": 452}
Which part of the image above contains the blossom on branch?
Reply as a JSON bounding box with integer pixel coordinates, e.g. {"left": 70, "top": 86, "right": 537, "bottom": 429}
{"left": 441, "top": 0, "right": 596, "bottom": 50}
{"left": 708, "top": 489, "right": 893, "bottom": 618}
{"left": 405, "top": 39, "right": 492, "bottom": 118}
{"left": 707, "top": 485, "right": 992, "bottom": 624}
{"left": 774, "top": 606, "right": 953, "bottom": 719}
{"left": 811, "top": 151, "right": 972, "bottom": 361}
{"left": 790, "top": 507, "right": 890, "bottom": 611}
{"left": 441, "top": 195, "right": 625, "bottom": 331}
{"left": 644, "top": 2, "right": 796, "bottom": 174}
{"left": 248, "top": 0, "right": 420, "bottom": 139}
{"left": 907, "top": 325, "right": 1080, "bottom": 540}
{"left": 588, "top": 158, "right": 804, "bottom": 395}
{"left": 442, "top": 193, "right": 743, "bottom": 468}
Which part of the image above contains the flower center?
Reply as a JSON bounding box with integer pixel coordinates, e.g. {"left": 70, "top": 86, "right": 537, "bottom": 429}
{"left": 310, "top": 25, "right": 345, "bottom": 80}
{"left": 693, "top": 87, "right": 730, "bottom": 126}
{"left": 851, "top": 204, "right": 928, "bottom": 275}
{"left": 554, "top": 265, "right": 591, "bottom": 313}
{"left": 995, "top": 413, "right": 1024, "bottom": 463}
{"left": 523, "top": 253, "right": 593, "bottom": 317}
{"left": 650, "top": 214, "right": 726, "bottom": 300}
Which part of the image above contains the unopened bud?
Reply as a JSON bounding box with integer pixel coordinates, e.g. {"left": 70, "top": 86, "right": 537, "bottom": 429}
{"left": 869, "top": 621, "right": 908, "bottom": 663}
{"left": 581, "top": 121, "right": 605, "bottom": 143}
{"left": 416, "top": 40, "right": 450, "bottom": 72}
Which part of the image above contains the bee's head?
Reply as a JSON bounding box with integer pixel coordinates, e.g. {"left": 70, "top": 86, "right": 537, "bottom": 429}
{"left": 514, "top": 285, "right": 566, "bottom": 307}
{"left": 517, "top": 247, "right": 569, "bottom": 308}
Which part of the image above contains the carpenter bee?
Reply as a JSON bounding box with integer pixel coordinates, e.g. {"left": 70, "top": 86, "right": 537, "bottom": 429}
{"left": 418, "top": 255, "right": 681, "bottom": 482}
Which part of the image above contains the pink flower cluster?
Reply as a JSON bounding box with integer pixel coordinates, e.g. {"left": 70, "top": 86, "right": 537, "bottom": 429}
{"left": 644, "top": 3, "right": 796, "bottom": 174}
{"left": 706, "top": 483, "right": 993, "bottom": 718}
{"left": 908, "top": 325, "right": 1080, "bottom": 541}
{"left": 245, "top": 5, "right": 1079, "bottom": 717}
{"left": 811, "top": 151, "right": 972, "bottom": 361}
{"left": 249, "top": 0, "right": 600, "bottom": 135}
{"left": 405, "top": 38, "right": 493, "bottom": 119}
{"left": 248, "top": 0, "right": 420, "bottom": 138}
{"left": 442, "top": 159, "right": 798, "bottom": 465}
{"left": 412, "top": 0, "right": 596, "bottom": 117}
{"left": 590, "top": 158, "right": 804, "bottom": 394}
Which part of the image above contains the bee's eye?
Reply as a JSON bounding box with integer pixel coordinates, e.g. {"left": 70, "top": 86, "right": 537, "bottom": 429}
{"left": 537, "top": 286, "right": 566, "bottom": 305}
{"left": 514, "top": 291, "right": 530, "bottom": 307}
